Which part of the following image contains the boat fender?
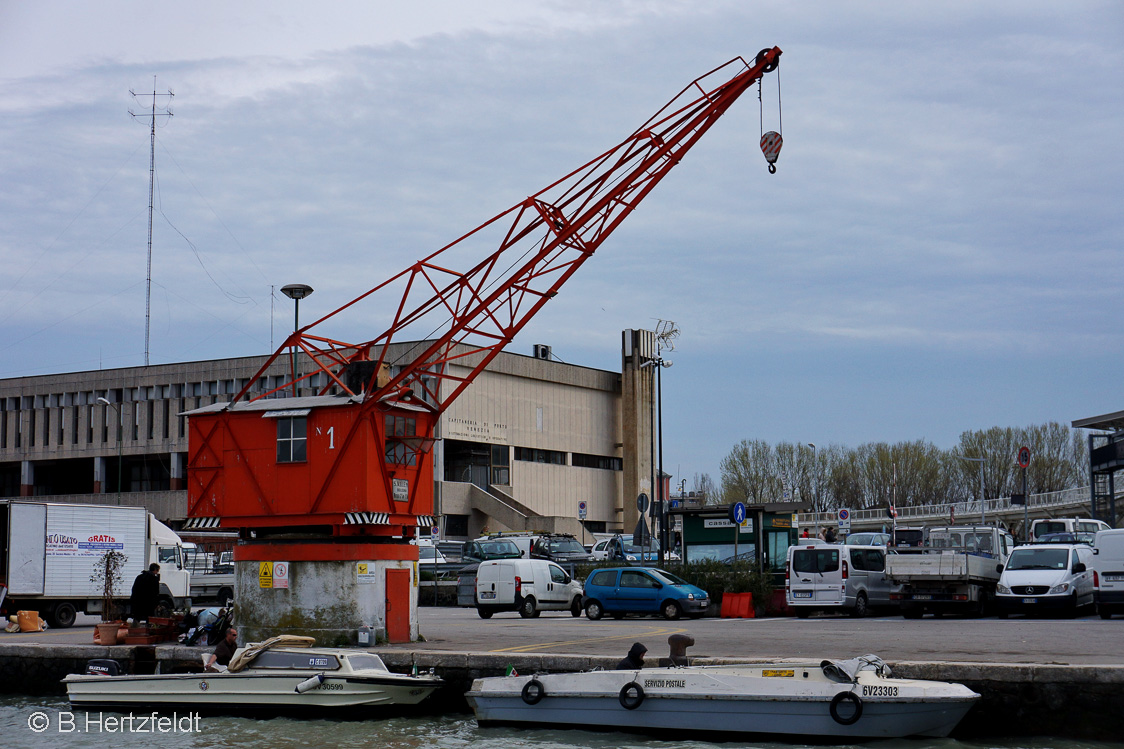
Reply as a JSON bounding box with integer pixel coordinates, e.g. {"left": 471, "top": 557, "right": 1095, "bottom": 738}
{"left": 829, "top": 691, "right": 863, "bottom": 725}
{"left": 295, "top": 674, "right": 325, "bottom": 694}
{"left": 521, "top": 679, "right": 546, "bottom": 705}
{"left": 619, "top": 681, "right": 645, "bottom": 710}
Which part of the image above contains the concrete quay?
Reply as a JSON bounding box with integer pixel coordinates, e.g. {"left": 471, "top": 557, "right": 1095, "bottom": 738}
{"left": 0, "top": 642, "right": 1120, "bottom": 740}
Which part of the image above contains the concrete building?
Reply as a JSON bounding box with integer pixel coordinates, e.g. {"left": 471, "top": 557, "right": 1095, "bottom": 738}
{"left": 0, "top": 331, "right": 664, "bottom": 540}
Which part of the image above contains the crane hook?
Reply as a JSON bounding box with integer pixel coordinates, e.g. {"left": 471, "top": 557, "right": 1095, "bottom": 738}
{"left": 760, "top": 131, "right": 782, "bottom": 174}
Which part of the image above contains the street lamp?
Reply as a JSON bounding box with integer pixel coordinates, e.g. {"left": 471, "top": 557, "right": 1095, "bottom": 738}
{"left": 957, "top": 455, "right": 987, "bottom": 525}
{"left": 96, "top": 397, "right": 122, "bottom": 505}
{"left": 807, "top": 442, "right": 819, "bottom": 515}
{"left": 280, "top": 284, "right": 314, "bottom": 396}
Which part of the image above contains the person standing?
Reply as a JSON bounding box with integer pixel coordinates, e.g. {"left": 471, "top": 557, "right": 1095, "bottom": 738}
{"left": 129, "top": 563, "right": 160, "bottom": 624}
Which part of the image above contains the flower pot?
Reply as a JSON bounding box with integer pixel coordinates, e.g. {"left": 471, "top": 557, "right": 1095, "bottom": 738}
{"left": 96, "top": 622, "right": 120, "bottom": 646}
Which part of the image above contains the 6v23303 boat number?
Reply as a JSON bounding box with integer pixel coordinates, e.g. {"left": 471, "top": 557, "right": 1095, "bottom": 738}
{"left": 862, "top": 685, "right": 898, "bottom": 697}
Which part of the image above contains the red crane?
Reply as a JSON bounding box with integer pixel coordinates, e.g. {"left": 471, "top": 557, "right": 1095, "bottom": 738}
{"left": 187, "top": 48, "right": 782, "bottom": 532}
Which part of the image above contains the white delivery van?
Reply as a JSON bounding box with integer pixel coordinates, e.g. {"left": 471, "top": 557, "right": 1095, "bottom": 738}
{"left": 786, "top": 544, "right": 896, "bottom": 618}
{"left": 1030, "top": 517, "right": 1109, "bottom": 542}
{"left": 474, "top": 558, "right": 583, "bottom": 619}
{"left": 995, "top": 543, "right": 1094, "bottom": 617}
{"left": 1093, "top": 529, "right": 1124, "bottom": 619}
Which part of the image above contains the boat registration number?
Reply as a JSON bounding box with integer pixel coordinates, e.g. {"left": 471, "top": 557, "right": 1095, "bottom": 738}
{"left": 793, "top": 592, "right": 812, "bottom": 599}
{"left": 862, "top": 685, "right": 898, "bottom": 697}
{"left": 479, "top": 591, "right": 496, "bottom": 600}
{"left": 317, "top": 682, "right": 343, "bottom": 691}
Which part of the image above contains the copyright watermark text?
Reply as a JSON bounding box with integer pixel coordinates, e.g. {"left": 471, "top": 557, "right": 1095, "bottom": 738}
{"left": 27, "top": 710, "right": 202, "bottom": 734}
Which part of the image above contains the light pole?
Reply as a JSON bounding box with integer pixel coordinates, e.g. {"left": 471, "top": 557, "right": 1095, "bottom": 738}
{"left": 640, "top": 355, "right": 673, "bottom": 563}
{"left": 280, "top": 284, "right": 314, "bottom": 397}
{"left": 957, "top": 455, "right": 987, "bottom": 525}
{"left": 96, "top": 397, "right": 122, "bottom": 505}
{"left": 807, "top": 443, "right": 818, "bottom": 514}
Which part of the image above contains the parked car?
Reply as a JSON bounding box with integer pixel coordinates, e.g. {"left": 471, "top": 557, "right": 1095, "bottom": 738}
{"left": 582, "top": 566, "right": 708, "bottom": 621}
{"left": 786, "top": 544, "right": 897, "bottom": 618}
{"left": 414, "top": 539, "right": 447, "bottom": 565}
{"left": 530, "top": 534, "right": 594, "bottom": 564}
{"left": 594, "top": 535, "right": 677, "bottom": 563}
{"left": 474, "top": 559, "right": 584, "bottom": 619}
{"left": 1036, "top": 531, "right": 1096, "bottom": 546}
{"left": 1092, "top": 529, "right": 1124, "bottom": 619}
{"left": 462, "top": 538, "right": 523, "bottom": 564}
{"left": 995, "top": 543, "right": 1094, "bottom": 617}
{"left": 844, "top": 532, "right": 890, "bottom": 546}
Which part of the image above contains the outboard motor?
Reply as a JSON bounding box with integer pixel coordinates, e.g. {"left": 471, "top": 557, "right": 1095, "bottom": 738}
{"left": 85, "top": 659, "right": 121, "bottom": 677}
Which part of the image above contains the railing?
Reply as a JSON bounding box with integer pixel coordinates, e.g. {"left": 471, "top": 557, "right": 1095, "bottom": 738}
{"left": 798, "top": 486, "right": 1099, "bottom": 530}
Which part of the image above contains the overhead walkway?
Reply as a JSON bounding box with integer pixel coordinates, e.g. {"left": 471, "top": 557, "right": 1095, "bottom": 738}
{"left": 797, "top": 485, "right": 1110, "bottom": 534}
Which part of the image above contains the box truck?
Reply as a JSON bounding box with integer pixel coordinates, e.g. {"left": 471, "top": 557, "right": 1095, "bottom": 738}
{"left": 0, "top": 500, "right": 192, "bottom": 628}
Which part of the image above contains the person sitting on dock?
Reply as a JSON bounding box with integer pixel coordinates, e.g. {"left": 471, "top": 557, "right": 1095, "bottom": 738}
{"left": 617, "top": 642, "right": 647, "bottom": 670}
{"left": 205, "top": 627, "right": 238, "bottom": 672}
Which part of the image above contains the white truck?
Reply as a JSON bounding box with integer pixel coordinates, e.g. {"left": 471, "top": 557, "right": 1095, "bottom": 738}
{"left": 886, "top": 525, "right": 1014, "bottom": 618}
{"left": 185, "top": 547, "right": 235, "bottom": 604}
{"left": 0, "top": 500, "right": 192, "bottom": 628}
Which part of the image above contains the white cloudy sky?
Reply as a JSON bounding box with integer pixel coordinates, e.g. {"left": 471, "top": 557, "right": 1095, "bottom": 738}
{"left": 2, "top": 1, "right": 1121, "bottom": 487}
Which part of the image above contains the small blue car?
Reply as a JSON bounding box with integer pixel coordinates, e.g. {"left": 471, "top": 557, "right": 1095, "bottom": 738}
{"left": 582, "top": 566, "right": 709, "bottom": 620}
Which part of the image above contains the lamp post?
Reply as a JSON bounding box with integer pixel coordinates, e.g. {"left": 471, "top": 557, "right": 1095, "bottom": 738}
{"left": 807, "top": 442, "right": 818, "bottom": 514}
{"left": 640, "top": 355, "right": 673, "bottom": 564}
{"left": 957, "top": 455, "right": 987, "bottom": 525}
{"left": 96, "top": 397, "right": 122, "bottom": 505}
{"left": 280, "top": 284, "right": 314, "bottom": 397}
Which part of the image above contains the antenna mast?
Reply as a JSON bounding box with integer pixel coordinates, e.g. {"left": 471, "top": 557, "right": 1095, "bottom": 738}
{"left": 130, "top": 77, "right": 173, "bottom": 366}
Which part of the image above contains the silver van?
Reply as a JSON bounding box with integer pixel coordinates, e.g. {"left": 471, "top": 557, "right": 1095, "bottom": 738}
{"left": 786, "top": 544, "right": 896, "bottom": 618}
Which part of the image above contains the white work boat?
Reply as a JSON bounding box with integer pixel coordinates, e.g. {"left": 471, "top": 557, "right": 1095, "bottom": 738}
{"left": 467, "top": 655, "right": 979, "bottom": 740}
{"left": 64, "top": 636, "right": 442, "bottom": 713}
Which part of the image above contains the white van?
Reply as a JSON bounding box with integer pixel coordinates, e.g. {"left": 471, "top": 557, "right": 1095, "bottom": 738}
{"left": 1093, "top": 529, "right": 1124, "bottom": 619}
{"left": 786, "top": 544, "right": 896, "bottom": 618}
{"left": 995, "top": 543, "right": 1094, "bottom": 617}
{"left": 474, "top": 558, "right": 584, "bottom": 619}
{"left": 1030, "top": 517, "right": 1109, "bottom": 542}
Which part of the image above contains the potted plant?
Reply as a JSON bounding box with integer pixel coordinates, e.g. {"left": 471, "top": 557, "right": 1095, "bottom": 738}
{"left": 90, "top": 549, "right": 128, "bottom": 645}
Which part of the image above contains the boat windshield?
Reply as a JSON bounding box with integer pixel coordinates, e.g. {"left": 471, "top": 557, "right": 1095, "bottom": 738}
{"left": 1006, "top": 548, "right": 1070, "bottom": 571}
{"left": 344, "top": 653, "right": 389, "bottom": 672}
{"left": 251, "top": 650, "right": 341, "bottom": 670}
{"left": 649, "top": 569, "right": 689, "bottom": 587}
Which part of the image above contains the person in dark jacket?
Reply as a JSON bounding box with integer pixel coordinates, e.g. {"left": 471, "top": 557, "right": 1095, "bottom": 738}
{"left": 617, "top": 642, "right": 647, "bottom": 670}
{"left": 129, "top": 563, "right": 160, "bottom": 624}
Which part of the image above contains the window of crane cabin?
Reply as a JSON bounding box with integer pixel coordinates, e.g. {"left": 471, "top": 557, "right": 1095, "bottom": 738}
{"left": 385, "top": 415, "right": 418, "bottom": 466}
{"left": 276, "top": 416, "right": 307, "bottom": 463}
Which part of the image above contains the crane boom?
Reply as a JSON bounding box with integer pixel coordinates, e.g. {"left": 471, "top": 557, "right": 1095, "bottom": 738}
{"left": 236, "top": 49, "right": 782, "bottom": 414}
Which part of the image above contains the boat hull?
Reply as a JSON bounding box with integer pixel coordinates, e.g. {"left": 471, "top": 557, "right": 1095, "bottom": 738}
{"left": 467, "top": 664, "right": 979, "bottom": 740}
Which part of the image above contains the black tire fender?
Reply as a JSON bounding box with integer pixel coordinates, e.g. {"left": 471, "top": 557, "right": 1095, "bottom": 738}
{"left": 830, "top": 691, "right": 863, "bottom": 725}
{"left": 619, "top": 681, "right": 645, "bottom": 710}
{"left": 521, "top": 679, "right": 546, "bottom": 705}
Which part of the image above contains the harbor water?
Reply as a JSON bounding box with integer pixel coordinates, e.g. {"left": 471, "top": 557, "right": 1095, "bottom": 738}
{"left": 1, "top": 696, "right": 1118, "bottom": 749}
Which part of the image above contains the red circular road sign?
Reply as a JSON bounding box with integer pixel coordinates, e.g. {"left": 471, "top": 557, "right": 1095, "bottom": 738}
{"left": 1017, "top": 446, "right": 1031, "bottom": 468}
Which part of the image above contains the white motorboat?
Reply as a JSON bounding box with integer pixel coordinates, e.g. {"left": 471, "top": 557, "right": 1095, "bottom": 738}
{"left": 467, "top": 654, "right": 979, "bottom": 740}
{"left": 64, "top": 636, "right": 442, "bottom": 713}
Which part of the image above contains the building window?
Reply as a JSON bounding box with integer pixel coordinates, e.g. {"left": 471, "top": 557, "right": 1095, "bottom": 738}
{"left": 514, "top": 446, "right": 565, "bottom": 465}
{"left": 276, "top": 416, "right": 307, "bottom": 463}
{"left": 572, "top": 453, "right": 622, "bottom": 471}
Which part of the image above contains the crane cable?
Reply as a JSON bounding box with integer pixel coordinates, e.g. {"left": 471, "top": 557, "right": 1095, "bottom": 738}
{"left": 758, "top": 54, "right": 783, "bottom": 174}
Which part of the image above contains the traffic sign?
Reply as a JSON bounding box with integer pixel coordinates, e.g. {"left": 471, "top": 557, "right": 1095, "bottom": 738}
{"left": 431, "top": 525, "right": 441, "bottom": 539}
{"left": 837, "top": 508, "right": 851, "bottom": 532}
{"left": 578, "top": 501, "right": 588, "bottom": 520}
{"left": 728, "top": 502, "right": 747, "bottom": 525}
{"left": 1017, "top": 446, "right": 1031, "bottom": 468}
{"left": 636, "top": 493, "right": 650, "bottom": 513}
